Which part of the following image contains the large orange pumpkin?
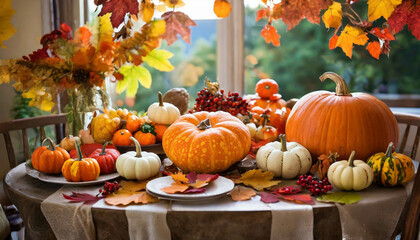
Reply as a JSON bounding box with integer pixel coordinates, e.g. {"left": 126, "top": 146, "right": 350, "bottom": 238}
{"left": 162, "top": 111, "right": 251, "bottom": 173}
{"left": 31, "top": 138, "right": 70, "bottom": 174}
{"left": 285, "top": 72, "right": 398, "bottom": 161}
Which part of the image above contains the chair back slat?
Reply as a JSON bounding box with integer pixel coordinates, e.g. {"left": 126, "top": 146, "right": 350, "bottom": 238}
{"left": 22, "top": 128, "right": 30, "bottom": 161}
{"left": 3, "top": 132, "right": 17, "bottom": 168}
{"left": 399, "top": 125, "right": 411, "bottom": 154}
{"left": 55, "top": 123, "right": 64, "bottom": 144}
{"left": 412, "top": 128, "right": 419, "bottom": 160}
{"left": 40, "top": 126, "right": 46, "bottom": 143}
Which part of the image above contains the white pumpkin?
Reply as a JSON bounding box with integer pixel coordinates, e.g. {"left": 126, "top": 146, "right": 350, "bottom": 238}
{"left": 147, "top": 92, "right": 180, "bottom": 125}
{"left": 116, "top": 137, "right": 161, "bottom": 180}
{"left": 256, "top": 134, "right": 311, "bottom": 179}
{"left": 328, "top": 151, "right": 373, "bottom": 191}
{"left": 242, "top": 118, "right": 257, "bottom": 138}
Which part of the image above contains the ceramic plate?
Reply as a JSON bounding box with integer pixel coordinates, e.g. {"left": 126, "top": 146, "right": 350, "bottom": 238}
{"left": 146, "top": 176, "right": 234, "bottom": 201}
{"left": 25, "top": 164, "right": 120, "bottom": 186}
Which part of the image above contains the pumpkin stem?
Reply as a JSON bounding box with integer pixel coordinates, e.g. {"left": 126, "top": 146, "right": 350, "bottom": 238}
{"left": 279, "top": 134, "right": 287, "bottom": 151}
{"left": 74, "top": 139, "right": 83, "bottom": 161}
{"left": 319, "top": 72, "right": 352, "bottom": 96}
{"left": 42, "top": 137, "right": 57, "bottom": 151}
{"left": 243, "top": 118, "right": 251, "bottom": 124}
{"left": 385, "top": 142, "right": 394, "bottom": 158}
{"left": 100, "top": 142, "right": 110, "bottom": 156}
{"left": 348, "top": 151, "right": 356, "bottom": 167}
{"left": 158, "top": 91, "right": 164, "bottom": 107}
{"left": 197, "top": 118, "right": 212, "bottom": 130}
{"left": 130, "top": 137, "right": 142, "bottom": 157}
{"left": 261, "top": 114, "right": 269, "bottom": 127}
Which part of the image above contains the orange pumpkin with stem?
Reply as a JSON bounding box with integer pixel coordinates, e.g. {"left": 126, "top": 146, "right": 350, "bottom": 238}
{"left": 163, "top": 111, "right": 251, "bottom": 173}
{"left": 134, "top": 131, "right": 156, "bottom": 145}
{"left": 256, "top": 79, "right": 279, "bottom": 99}
{"left": 31, "top": 138, "right": 70, "bottom": 174}
{"left": 126, "top": 115, "right": 142, "bottom": 133}
{"left": 113, "top": 129, "right": 133, "bottom": 146}
{"left": 255, "top": 113, "right": 278, "bottom": 142}
{"left": 62, "top": 140, "right": 100, "bottom": 182}
{"left": 286, "top": 72, "right": 399, "bottom": 161}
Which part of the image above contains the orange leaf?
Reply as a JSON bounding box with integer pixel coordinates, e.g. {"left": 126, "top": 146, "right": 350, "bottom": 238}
{"left": 161, "top": 182, "right": 190, "bottom": 194}
{"left": 260, "top": 24, "right": 280, "bottom": 47}
{"left": 120, "top": 180, "right": 148, "bottom": 192}
{"left": 74, "top": 26, "right": 92, "bottom": 45}
{"left": 278, "top": 194, "right": 314, "bottom": 204}
{"left": 140, "top": 0, "right": 155, "bottom": 22}
{"left": 237, "top": 169, "right": 281, "bottom": 191}
{"left": 256, "top": 8, "right": 268, "bottom": 22}
{"left": 367, "top": 41, "right": 381, "bottom": 60}
{"left": 214, "top": 0, "right": 232, "bottom": 18}
{"left": 230, "top": 186, "right": 257, "bottom": 201}
{"left": 189, "top": 180, "right": 208, "bottom": 189}
{"left": 170, "top": 172, "right": 189, "bottom": 184}
{"left": 336, "top": 25, "right": 369, "bottom": 58}
{"left": 329, "top": 35, "right": 338, "bottom": 49}
{"left": 105, "top": 190, "right": 159, "bottom": 205}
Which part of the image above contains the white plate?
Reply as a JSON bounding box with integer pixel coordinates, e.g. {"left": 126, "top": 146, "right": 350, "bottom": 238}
{"left": 25, "top": 164, "right": 120, "bottom": 186}
{"left": 146, "top": 176, "right": 234, "bottom": 202}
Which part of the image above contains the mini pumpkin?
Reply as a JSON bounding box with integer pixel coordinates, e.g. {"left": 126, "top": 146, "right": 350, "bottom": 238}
{"left": 31, "top": 138, "right": 70, "bottom": 174}
{"left": 89, "top": 113, "right": 121, "bottom": 144}
{"left": 62, "top": 140, "right": 101, "bottom": 182}
{"left": 256, "top": 79, "right": 279, "bottom": 99}
{"left": 255, "top": 114, "right": 278, "bottom": 142}
{"left": 243, "top": 118, "right": 257, "bottom": 138}
{"left": 147, "top": 92, "right": 181, "bottom": 125}
{"left": 116, "top": 137, "right": 161, "bottom": 180}
{"left": 89, "top": 142, "right": 121, "bottom": 174}
{"left": 113, "top": 129, "right": 133, "bottom": 146}
{"left": 134, "top": 131, "right": 156, "bottom": 145}
{"left": 154, "top": 124, "right": 168, "bottom": 142}
{"left": 256, "top": 134, "right": 312, "bottom": 179}
{"left": 328, "top": 151, "right": 374, "bottom": 191}
{"left": 367, "top": 142, "right": 415, "bottom": 187}
{"left": 59, "top": 135, "right": 80, "bottom": 151}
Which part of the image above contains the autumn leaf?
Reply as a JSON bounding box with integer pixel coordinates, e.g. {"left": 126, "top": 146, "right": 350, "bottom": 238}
{"left": 214, "top": 0, "right": 232, "bottom": 18}
{"left": 196, "top": 173, "right": 219, "bottom": 182}
{"left": 189, "top": 180, "right": 208, "bottom": 189}
{"left": 140, "top": 0, "right": 155, "bottom": 22}
{"left": 260, "top": 24, "right": 281, "bottom": 47}
{"left": 63, "top": 192, "right": 104, "bottom": 204}
{"left": 0, "top": 0, "right": 16, "bottom": 48}
{"left": 259, "top": 192, "right": 280, "bottom": 203}
{"left": 277, "top": 194, "right": 314, "bottom": 204}
{"left": 170, "top": 171, "right": 189, "bottom": 184}
{"left": 335, "top": 25, "right": 369, "bottom": 58}
{"left": 261, "top": 0, "right": 268, "bottom": 4}
{"left": 256, "top": 8, "right": 269, "bottom": 22}
{"left": 274, "top": 185, "right": 302, "bottom": 195}
{"left": 117, "top": 65, "right": 152, "bottom": 97}
{"left": 367, "top": 0, "right": 402, "bottom": 21}
{"left": 366, "top": 41, "right": 381, "bottom": 59}
{"left": 230, "top": 186, "right": 257, "bottom": 201}
{"left": 272, "top": 0, "right": 332, "bottom": 31}
{"left": 142, "top": 49, "right": 174, "bottom": 72}
{"left": 388, "top": 0, "right": 420, "bottom": 40}
{"left": 322, "top": 1, "right": 342, "bottom": 28}
{"left": 371, "top": 27, "right": 395, "bottom": 41}
{"left": 162, "top": 0, "right": 185, "bottom": 8}
{"left": 120, "top": 180, "right": 148, "bottom": 192}
{"left": 162, "top": 11, "right": 197, "bottom": 46}
{"left": 316, "top": 192, "right": 362, "bottom": 204}
{"left": 98, "top": 0, "right": 139, "bottom": 28}
{"left": 161, "top": 182, "right": 190, "bottom": 194}
{"left": 310, "top": 152, "right": 338, "bottom": 179}
{"left": 105, "top": 190, "right": 159, "bottom": 205}
{"left": 237, "top": 169, "right": 281, "bottom": 191}
{"left": 184, "top": 188, "right": 206, "bottom": 194}
{"left": 329, "top": 35, "right": 338, "bottom": 49}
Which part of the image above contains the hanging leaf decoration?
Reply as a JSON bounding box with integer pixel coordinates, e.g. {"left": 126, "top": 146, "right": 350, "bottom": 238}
{"left": 214, "top": 0, "right": 232, "bottom": 18}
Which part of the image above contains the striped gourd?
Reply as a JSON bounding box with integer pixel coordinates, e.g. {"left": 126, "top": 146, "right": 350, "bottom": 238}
{"left": 367, "top": 142, "right": 415, "bottom": 187}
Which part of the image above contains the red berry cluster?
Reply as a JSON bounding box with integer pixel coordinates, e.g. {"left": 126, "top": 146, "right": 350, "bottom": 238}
{"left": 99, "top": 181, "right": 121, "bottom": 196}
{"left": 297, "top": 175, "right": 333, "bottom": 196}
{"left": 191, "top": 88, "right": 248, "bottom": 116}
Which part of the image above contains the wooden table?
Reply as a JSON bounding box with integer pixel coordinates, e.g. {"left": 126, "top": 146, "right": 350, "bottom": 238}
{"left": 4, "top": 163, "right": 411, "bottom": 240}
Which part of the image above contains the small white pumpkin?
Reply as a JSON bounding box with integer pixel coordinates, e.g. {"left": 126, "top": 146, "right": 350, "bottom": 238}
{"left": 328, "top": 151, "right": 374, "bottom": 191}
{"left": 116, "top": 137, "right": 161, "bottom": 180}
{"left": 243, "top": 118, "right": 257, "bottom": 138}
{"left": 147, "top": 92, "right": 181, "bottom": 125}
{"left": 256, "top": 134, "right": 312, "bottom": 179}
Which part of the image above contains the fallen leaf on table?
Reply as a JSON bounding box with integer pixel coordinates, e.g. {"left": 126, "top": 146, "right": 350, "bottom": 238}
{"left": 274, "top": 185, "right": 302, "bottom": 195}
{"left": 230, "top": 186, "right": 257, "bottom": 201}
{"left": 185, "top": 172, "right": 197, "bottom": 183}
{"left": 237, "top": 169, "right": 281, "bottom": 191}
{"left": 119, "top": 180, "right": 148, "bottom": 192}
{"left": 196, "top": 173, "right": 219, "bottom": 182}
{"left": 63, "top": 192, "right": 104, "bottom": 204}
{"left": 189, "top": 180, "right": 208, "bottom": 189}
{"left": 105, "top": 190, "right": 159, "bottom": 205}
{"left": 317, "top": 192, "right": 362, "bottom": 204}
{"left": 259, "top": 192, "right": 280, "bottom": 203}
{"left": 310, "top": 152, "right": 338, "bottom": 179}
{"left": 278, "top": 194, "right": 314, "bottom": 205}
{"left": 161, "top": 182, "right": 190, "bottom": 194}
{"left": 171, "top": 172, "right": 190, "bottom": 184}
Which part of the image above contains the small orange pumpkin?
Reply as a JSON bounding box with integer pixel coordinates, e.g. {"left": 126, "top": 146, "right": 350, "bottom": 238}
{"left": 134, "top": 131, "right": 156, "bottom": 145}
{"left": 255, "top": 79, "right": 279, "bottom": 99}
{"left": 113, "top": 129, "right": 133, "bottom": 146}
{"left": 255, "top": 114, "right": 278, "bottom": 142}
{"left": 154, "top": 124, "right": 168, "bottom": 142}
{"left": 31, "top": 138, "right": 70, "bottom": 174}
{"left": 126, "top": 115, "right": 142, "bottom": 133}
{"left": 62, "top": 140, "right": 100, "bottom": 182}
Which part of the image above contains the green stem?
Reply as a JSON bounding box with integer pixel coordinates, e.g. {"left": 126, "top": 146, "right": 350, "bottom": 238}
{"left": 385, "top": 142, "right": 394, "bottom": 158}
{"left": 348, "top": 151, "right": 356, "bottom": 167}
{"left": 100, "top": 142, "right": 110, "bottom": 156}
{"left": 75, "top": 139, "right": 83, "bottom": 161}
{"left": 130, "top": 137, "right": 142, "bottom": 158}
{"left": 72, "top": 93, "right": 77, "bottom": 136}
{"left": 279, "top": 134, "right": 287, "bottom": 151}
{"left": 319, "top": 72, "right": 352, "bottom": 96}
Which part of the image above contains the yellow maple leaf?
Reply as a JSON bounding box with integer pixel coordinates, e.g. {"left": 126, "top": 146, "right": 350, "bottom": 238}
{"left": 322, "top": 1, "right": 342, "bottom": 29}
{"left": 140, "top": 0, "right": 155, "bottom": 22}
{"left": 170, "top": 172, "right": 189, "bottom": 184}
{"left": 367, "top": 0, "right": 402, "bottom": 21}
{"left": 150, "top": 20, "right": 166, "bottom": 37}
{"left": 105, "top": 190, "right": 159, "bottom": 206}
{"left": 120, "top": 180, "right": 149, "bottom": 192}
{"left": 237, "top": 169, "right": 281, "bottom": 191}
{"left": 99, "top": 13, "right": 113, "bottom": 42}
{"left": 0, "top": 0, "right": 16, "bottom": 48}
{"left": 335, "top": 25, "right": 369, "bottom": 58}
{"left": 0, "top": 65, "right": 11, "bottom": 84}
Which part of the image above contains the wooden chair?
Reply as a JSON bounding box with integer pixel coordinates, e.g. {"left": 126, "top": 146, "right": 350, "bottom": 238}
{"left": 0, "top": 114, "right": 67, "bottom": 236}
{"left": 391, "top": 112, "right": 420, "bottom": 240}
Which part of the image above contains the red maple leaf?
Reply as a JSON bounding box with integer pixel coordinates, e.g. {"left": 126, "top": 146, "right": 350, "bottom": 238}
{"left": 371, "top": 27, "right": 396, "bottom": 41}
{"left": 272, "top": 0, "right": 332, "bottom": 31}
{"left": 388, "top": 0, "right": 420, "bottom": 40}
{"left": 162, "top": 11, "right": 197, "bottom": 46}
{"left": 98, "top": 0, "right": 139, "bottom": 28}
{"left": 260, "top": 24, "right": 281, "bottom": 46}
{"left": 256, "top": 8, "right": 269, "bottom": 22}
